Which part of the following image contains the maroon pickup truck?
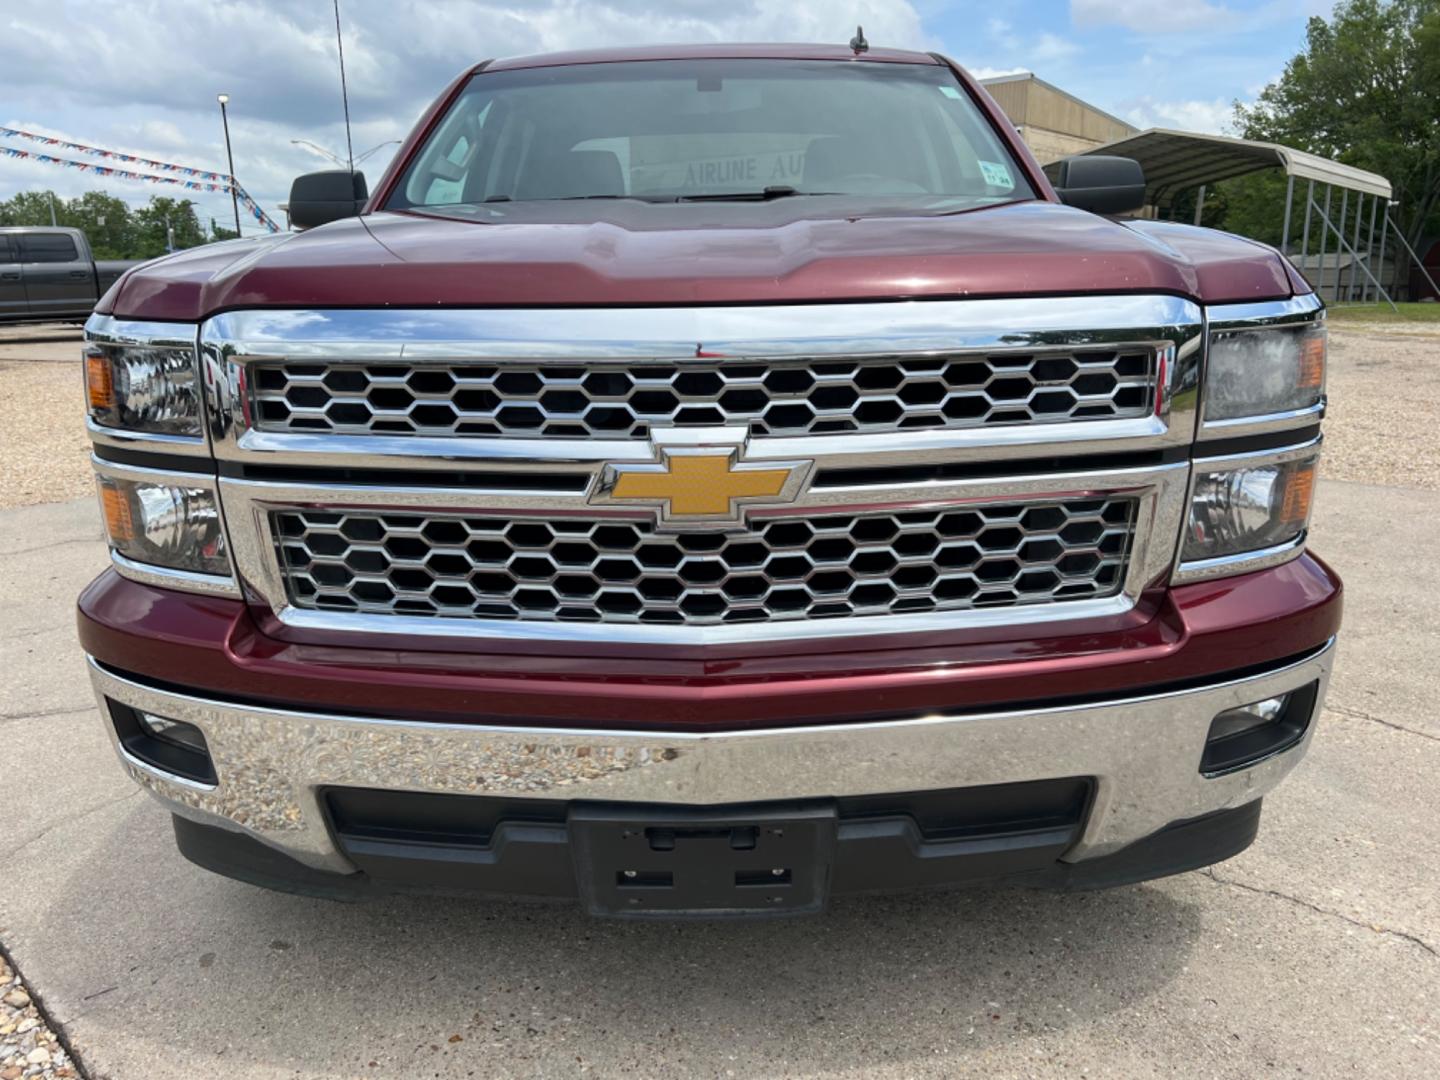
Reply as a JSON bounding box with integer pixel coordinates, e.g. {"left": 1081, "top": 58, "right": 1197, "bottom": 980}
{"left": 78, "top": 43, "right": 1338, "bottom": 917}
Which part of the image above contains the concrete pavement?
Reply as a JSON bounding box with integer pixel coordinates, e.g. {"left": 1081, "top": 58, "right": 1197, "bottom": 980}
{"left": 0, "top": 480, "right": 1436, "bottom": 1079}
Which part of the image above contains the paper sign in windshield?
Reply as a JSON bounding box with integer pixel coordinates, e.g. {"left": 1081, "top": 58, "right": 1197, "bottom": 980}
{"left": 979, "top": 160, "right": 1015, "bottom": 189}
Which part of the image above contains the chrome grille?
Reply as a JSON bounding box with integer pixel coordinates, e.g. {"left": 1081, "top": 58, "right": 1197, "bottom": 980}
{"left": 250, "top": 349, "right": 1155, "bottom": 439}
{"left": 271, "top": 498, "right": 1137, "bottom": 627}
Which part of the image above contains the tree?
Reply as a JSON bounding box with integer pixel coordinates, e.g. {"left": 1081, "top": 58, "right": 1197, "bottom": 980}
{"left": 0, "top": 189, "right": 228, "bottom": 258}
{"left": 0, "top": 190, "right": 65, "bottom": 228}
{"left": 64, "top": 192, "right": 134, "bottom": 259}
{"left": 130, "top": 196, "right": 208, "bottom": 259}
{"left": 1236, "top": 0, "right": 1440, "bottom": 254}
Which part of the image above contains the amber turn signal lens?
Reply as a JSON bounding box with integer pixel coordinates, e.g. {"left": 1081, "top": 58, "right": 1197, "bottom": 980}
{"left": 98, "top": 480, "right": 134, "bottom": 544}
{"left": 85, "top": 350, "right": 115, "bottom": 410}
{"left": 1279, "top": 462, "right": 1316, "bottom": 526}
{"left": 1298, "top": 332, "right": 1326, "bottom": 390}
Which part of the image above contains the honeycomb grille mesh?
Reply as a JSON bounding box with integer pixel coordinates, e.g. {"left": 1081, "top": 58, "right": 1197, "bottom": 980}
{"left": 271, "top": 499, "right": 1138, "bottom": 627}
{"left": 251, "top": 349, "right": 1155, "bottom": 439}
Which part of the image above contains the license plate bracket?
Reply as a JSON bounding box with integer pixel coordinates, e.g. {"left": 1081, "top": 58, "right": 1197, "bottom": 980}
{"left": 569, "top": 803, "right": 836, "bottom": 918}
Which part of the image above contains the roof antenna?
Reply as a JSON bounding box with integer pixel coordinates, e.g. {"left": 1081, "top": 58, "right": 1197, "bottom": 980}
{"left": 333, "top": 0, "right": 355, "bottom": 173}
{"left": 850, "top": 26, "right": 869, "bottom": 54}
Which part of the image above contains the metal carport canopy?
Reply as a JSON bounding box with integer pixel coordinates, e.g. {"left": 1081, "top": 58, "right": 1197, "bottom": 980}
{"left": 1044, "top": 128, "right": 1392, "bottom": 204}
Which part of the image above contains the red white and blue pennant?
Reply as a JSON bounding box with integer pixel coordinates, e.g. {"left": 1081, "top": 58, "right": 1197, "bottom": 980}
{"left": 1, "top": 126, "right": 282, "bottom": 232}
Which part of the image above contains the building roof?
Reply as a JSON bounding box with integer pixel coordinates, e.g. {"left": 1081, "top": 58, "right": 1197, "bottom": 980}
{"left": 979, "top": 72, "right": 1137, "bottom": 136}
{"left": 1048, "top": 128, "right": 1392, "bottom": 202}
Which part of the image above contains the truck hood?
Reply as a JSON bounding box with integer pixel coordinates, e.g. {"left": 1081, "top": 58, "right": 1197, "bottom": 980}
{"left": 101, "top": 200, "right": 1304, "bottom": 321}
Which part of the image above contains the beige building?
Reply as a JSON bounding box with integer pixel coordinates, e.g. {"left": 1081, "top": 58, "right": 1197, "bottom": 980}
{"left": 980, "top": 73, "right": 1137, "bottom": 165}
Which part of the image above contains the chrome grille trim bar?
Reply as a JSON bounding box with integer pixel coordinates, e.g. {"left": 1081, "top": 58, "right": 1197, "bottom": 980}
{"left": 201, "top": 297, "right": 1203, "bottom": 471}
{"left": 219, "top": 460, "right": 1188, "bottom": 645}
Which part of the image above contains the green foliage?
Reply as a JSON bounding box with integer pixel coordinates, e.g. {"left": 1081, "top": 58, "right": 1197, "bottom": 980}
{"left": 1236, "top": 0, "right": 1440, "bottom": 248}
{"left": 0, "top": 189, "right": 229, "bottom": 258}
{"left": 130, "top": 196, "right": 207, "bottom": 259}
{"left": 0, "top": 191, "right": 66, "bottom": 229}
{"left": 65, "top": 192, "right": 133, "bottom": 258}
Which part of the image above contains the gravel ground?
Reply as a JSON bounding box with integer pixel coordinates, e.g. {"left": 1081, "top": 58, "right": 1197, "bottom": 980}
{"left": 1323, "top": 319, "right": 1440, "bottom": 490}
{"left": 0, "top": 325, "right": 89, "bottom": 511}
{"left": 0, "top": 954, "right": 77, "bottom": 1079}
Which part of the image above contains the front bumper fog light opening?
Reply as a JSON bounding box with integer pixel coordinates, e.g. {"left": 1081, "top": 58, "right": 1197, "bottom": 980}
{"left": 1200, "top": 681, "right": 1319, "bottom": 777}
{"left": 107, "top": 700, "right": 217, "bottom": 786}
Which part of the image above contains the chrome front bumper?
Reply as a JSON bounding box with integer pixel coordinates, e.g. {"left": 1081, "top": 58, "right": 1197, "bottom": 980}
{"left": 87, "top": 642, "right": 1334, "bottom": 876}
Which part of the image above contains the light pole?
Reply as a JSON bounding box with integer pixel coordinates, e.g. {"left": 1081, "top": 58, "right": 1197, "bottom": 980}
{"left": 217, "top": 93, "right": 241, "bottom": 236}
{"left": 291, "top": 139, "right": 347, "bottom": 168}
{"left": 291, "top": 138, "right": 401, "bottom": 167}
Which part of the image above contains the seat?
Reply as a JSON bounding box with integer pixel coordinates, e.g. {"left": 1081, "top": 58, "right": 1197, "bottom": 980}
{"left": 515, "top": 148, "right": 625, "bottom": 200}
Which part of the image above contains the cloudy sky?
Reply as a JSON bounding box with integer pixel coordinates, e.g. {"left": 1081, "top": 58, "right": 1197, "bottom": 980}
{"left": 2, "top": 0, "right": 1335, "bottom": 235}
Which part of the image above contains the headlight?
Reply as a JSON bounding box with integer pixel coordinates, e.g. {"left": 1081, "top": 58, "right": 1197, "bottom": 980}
{"left": 1178, "top": 446, "right": 1319, "bottom": 574}
{"left": 96, "top": 472, "right": 230, "bottom": 577}
{"left": 85, "top": 342, "right": 202, "bottom": 436}
{"left": 1204, "top": 322, "right": 1325, "bottom": 422}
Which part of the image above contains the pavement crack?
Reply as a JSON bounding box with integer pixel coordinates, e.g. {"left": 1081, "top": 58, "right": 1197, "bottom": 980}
{"left": 0, "top": 705, "right": 95, "bottom": 725}
{"left": 1200, "top": 869, "right": 1438, "bottom": 958}
{"left": 0, "top": 788, "right": 141, "bottom": 861}
{"left": 3, "top": 535, "right": 105, "bottom": 556}
{"left": 1326, "top": 703, "right": 1440, "bottom": 744}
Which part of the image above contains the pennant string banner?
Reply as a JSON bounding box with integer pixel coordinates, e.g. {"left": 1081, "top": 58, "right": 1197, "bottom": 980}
{"left": 1, "top": 128, "right": 281, "bottom": 233}
{"left": 1, "top": 125, "right": 230, "bottom": 180}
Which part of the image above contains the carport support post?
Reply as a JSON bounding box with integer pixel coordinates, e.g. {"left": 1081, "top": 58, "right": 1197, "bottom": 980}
{"left": 1193, "top": 185, "right": 1206, "bottom": 226}
{"left": 1281, "top": 174, "right": 1295, "bottom": 252}
{"left": 1299, "top": 180, "right": 1314, "bottom": 273}
{"left": 1309, "top": 197, "right": 1398, "bottom": 312}
{"left": 1318, "top": 185, "right": 1332, "bottom": 300}
{"left": 1364, "top": 196, "right": 1379, "bottom": 303}
{"left": 1349, "top": 193, "right": 1365, "bottom": 302}
{"left": 1337, "top": 189, "right": 1349, "bottom": 302}
{"left": 1377, "top": 202, "right": 1390, "bottom": 299}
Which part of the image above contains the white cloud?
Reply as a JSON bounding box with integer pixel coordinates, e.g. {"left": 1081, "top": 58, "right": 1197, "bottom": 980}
{"left": 969, "top": 66, "right": 1031, "bottom": 80}
{"left": 1, "top": 0, "right": 928, "bottom": 234}
{"left": 986, "top": 17, "right": 1018, "bottom": 49}
{"left": 1119, "top": 96, "right": 1236, "bottom": 134}
{"left": 1071, "top": 0, "right": 1232, "bottom": 33}
{"left": 1032, "top": 32, "right": 1079, "bottom": 61}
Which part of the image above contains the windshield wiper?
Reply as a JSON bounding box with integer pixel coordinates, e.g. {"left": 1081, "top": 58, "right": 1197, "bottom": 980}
{"left": 480, "top": 194, "right": 678, "bottom": 204}
{"left": 543, "top": 194, "right": 678, "bottom": 203}
{"left": 678, "top": 186, "right": 838, "bottom": 202}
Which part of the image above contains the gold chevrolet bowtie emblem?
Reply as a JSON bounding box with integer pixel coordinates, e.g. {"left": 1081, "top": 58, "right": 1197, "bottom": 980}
{"left": 599, "top": 449, "right": 810, "bottom": 527}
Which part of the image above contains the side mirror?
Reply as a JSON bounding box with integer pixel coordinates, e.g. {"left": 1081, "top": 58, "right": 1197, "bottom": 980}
{"left": 1053, "top": 156, "right": 1146, "bottom": 216}
{"left": 288, "top": 170, "right": 368, "bottom": 230}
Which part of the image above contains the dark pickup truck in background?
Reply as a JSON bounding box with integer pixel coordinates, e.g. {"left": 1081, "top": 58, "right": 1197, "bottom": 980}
{"left": 0, "top": 226, "right": 141, "bottom": 323}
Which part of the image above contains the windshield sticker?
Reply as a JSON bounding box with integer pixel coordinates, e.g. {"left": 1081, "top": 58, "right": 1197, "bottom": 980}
{"left": 979, "top": 160, "right": 1014, "bottom": 189}
{"left": 938, "top": 85, "right": 964, "bottom": 100}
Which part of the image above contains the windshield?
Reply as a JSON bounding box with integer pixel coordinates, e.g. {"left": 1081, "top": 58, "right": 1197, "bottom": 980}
{"left": 388, "top": 59, "right": 1035, "bottom": 213}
